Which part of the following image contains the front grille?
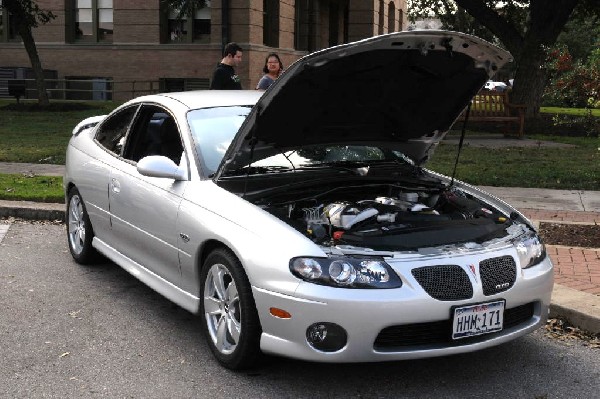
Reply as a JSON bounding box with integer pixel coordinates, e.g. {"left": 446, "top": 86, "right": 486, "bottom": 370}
{"left": 411, "top": 265, "right": 473, "bottom": 301}
{"left": 374, "top": 302, "right": 535, "bottom": 349}
{"left": 480, "top": 256, "right": 517, "bottom": 296}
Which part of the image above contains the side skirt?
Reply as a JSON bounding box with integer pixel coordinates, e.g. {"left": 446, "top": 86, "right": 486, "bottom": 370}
{"left": 92, "top": 237, "right": 200, "bottom": 314}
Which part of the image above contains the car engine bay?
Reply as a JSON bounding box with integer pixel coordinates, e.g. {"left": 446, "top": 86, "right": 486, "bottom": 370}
{"left": 260, "top": 182, "right": 521, "bottom": 252}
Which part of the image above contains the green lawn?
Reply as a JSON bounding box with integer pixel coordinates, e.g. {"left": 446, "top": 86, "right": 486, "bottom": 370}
{"left": 0, "top": 174, "right": 64, "bottom": 203}
{"left": 428, "top": 135, "right": 599, "bottom": 190}
{"left": 0, "top": 99, "right": 118, "bottom": 164}
{"left": 540, "top": 107, "right": 600, "bottom": 117}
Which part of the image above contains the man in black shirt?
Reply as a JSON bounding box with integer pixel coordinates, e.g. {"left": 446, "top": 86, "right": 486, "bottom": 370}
{"left": 209, "top": 42, "right": 243, "bottom": 90}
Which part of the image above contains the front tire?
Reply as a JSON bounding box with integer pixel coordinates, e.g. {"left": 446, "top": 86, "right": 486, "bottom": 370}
{"left": 67, "top": 187, "right": 99, "bottom": 264}
{"left": 199, "top": 248, "right": 262, "bottom": 370}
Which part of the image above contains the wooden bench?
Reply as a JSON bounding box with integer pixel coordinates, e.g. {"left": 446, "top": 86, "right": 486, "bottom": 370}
{"left": 456, "top": 91, "right": 527, "bottom": 138}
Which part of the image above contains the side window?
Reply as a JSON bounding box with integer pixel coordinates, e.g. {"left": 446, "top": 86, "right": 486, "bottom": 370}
{"left": 122, "top": 105, "right": 184, "bottom": 165}
{"left": 95, "top": 105, "right": 138, "bottom": 155}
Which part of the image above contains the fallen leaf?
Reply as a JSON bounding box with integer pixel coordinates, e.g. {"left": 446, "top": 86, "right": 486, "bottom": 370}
{"left": 68, "top": 310, "right": 82, "bottom": 319}
{"left": 545, "top": 318, "right": 600, "bottom": 346}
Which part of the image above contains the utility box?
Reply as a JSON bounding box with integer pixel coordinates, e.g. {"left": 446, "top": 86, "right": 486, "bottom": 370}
{"left": 8, "top": 79, "right": 26, "bottom": 102}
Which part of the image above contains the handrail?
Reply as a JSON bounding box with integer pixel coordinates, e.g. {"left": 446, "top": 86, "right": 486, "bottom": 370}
{"left": 0, "top": 77, "right": 166, "bottom": 101}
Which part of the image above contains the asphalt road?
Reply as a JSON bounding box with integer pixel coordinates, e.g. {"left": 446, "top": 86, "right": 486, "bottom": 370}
{"left": 1, "top": 223, "right": 599, "bottom": 399}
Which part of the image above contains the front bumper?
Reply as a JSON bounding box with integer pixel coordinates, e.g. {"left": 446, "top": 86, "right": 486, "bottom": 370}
{"left": 252, "top": 251, "right": 553, "bottom": 363}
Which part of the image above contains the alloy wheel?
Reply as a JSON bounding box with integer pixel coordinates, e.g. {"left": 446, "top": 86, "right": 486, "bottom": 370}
{"left": 68, "top": 194, "right": 86, "bottom": 256}
{"left": 203, "top": 263, "right": 242, "bottom": 355}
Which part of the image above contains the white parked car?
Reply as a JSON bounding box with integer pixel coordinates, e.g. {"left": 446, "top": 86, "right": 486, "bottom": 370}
{"left": 64, "top": 31, "right": 553, "bottom": 370}
{"left": 484, "top": 80, "right": 509, "bottom": 92}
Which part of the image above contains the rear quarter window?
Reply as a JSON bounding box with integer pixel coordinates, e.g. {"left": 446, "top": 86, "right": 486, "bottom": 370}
{"left": 94, "top": 105, "right": 139, "bottom": 155}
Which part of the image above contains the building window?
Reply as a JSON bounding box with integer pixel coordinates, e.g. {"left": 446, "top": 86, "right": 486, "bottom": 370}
{"left": 263, "top": 0, "right": 279, "bottom": 47}
{"left": 388, "top": 1, "right": 396, "bottom": 33}
{"left": 328, "top": 1, "right": 338, "bottom": 47}
{"left": 72, "top": 0, "right": 113, "bottom": 43}
{"left": 164, "top": 1, "right": 211, "bottom": 44}
{"left": 399, "top": 9, "right": 403, "bottom": 31}
{"left": 159, "top": 78, "right": 210, "bottom": 92}
{"left": 378, "top": 0, "right": 384, "bottom": 35}
{"left": 295, "top": 0, "right": 317, "bottom": 52}
{"left": 167, "top": 8, "right": 186, "bottom": 42}
{"left": 0, "top": 2, "right": 19, "bottom": 42}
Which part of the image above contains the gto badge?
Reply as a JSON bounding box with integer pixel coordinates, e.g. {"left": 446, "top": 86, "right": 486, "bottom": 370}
{"left": 495, "top": 282, "right": 510, "bottom": 290}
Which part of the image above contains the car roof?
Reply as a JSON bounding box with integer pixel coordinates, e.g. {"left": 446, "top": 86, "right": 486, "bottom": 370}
{"left": 129, "top": 90, "right": 263, "bottom": 110}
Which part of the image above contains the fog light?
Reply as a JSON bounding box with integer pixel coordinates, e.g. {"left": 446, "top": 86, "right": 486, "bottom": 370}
{"left": 306, "top": 322, "right": 347, "bottom": 352}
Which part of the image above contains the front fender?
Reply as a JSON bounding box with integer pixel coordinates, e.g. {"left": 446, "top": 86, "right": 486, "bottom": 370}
{"left": 177, "top": 181, "right": 323, "bottom": 297}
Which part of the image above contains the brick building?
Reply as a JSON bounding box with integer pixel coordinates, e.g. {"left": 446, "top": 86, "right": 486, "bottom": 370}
{"left": 0, "top": 0, "right": 406, "bottom": 101}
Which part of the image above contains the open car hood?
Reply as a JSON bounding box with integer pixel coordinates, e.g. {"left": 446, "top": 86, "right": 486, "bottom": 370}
{"left": 216, "top": 31, "right": 511, "bottom": 178}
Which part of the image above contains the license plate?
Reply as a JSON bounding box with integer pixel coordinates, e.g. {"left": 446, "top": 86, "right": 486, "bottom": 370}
{"left": 452, "top": 300, "right": 505, "bottom": 340}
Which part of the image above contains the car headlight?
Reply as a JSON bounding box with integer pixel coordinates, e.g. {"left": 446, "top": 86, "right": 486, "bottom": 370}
{"left": 290, "top": 256, "right": 402, "bottom": 288}
{"left": 515, "top": 233, "right": 546, "bottom": 269}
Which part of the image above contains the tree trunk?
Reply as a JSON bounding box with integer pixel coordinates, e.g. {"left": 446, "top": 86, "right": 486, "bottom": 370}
{"left": 455, "top": 0, "right": 580, "bottom": 118}
{"left": 510, "top": 42, "right": 547, "bottom": 118}
{"left": 17, "top": 24, "right": 50, "bottom": 107}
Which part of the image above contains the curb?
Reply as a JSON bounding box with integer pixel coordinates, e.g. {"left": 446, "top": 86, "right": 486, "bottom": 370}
{"left": 0, "top": 200, "right": 65, "bottom": 221}
{"left": 550, "top": 284, "right": 600, "bottom": 334}
{"left": 0, "top": 200, "right": 598, "bottom": 335}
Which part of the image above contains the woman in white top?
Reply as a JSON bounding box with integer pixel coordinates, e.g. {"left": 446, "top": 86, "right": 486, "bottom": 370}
{"left": 256, "top": 53, "right": 284, "bottom": 91}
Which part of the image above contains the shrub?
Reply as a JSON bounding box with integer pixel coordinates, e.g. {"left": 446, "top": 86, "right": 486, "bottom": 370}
{"left": 543, "top": 46, "right": 600, "bottom": 109}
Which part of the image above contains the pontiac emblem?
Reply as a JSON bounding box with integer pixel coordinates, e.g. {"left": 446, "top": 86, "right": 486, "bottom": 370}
{"left": 467, "top": 264, "right": 478, "bottom": 282}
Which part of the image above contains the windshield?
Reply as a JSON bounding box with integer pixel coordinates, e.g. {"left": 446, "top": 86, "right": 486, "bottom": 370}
{"left": 226, "top": 145, "right": 413, "bottom": 176}
{"left": 253, "top": 146, "right": 399, "bottom": 167}
{"left": 188, "top": 106, "right": 252, "bottom": 175}
{"left": 187, "top": 106, "right": 413, "bottom": 176}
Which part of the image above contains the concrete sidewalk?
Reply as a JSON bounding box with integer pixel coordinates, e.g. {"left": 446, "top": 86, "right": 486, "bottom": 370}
{"left": 1, "top": 162, "right": 599, "bottom": 334}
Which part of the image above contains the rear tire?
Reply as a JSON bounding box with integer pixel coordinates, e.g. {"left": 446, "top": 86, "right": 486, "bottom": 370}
{"left": 66, "top": 187, "right": 99, "bottom": 264}
{"left": 199, "top": 248, "right": 262, "bottom": 370}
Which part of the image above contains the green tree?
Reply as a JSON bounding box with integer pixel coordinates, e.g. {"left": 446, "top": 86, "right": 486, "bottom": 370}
{"left": 408, "top": 0, "right": 600, "bottom": 117}
{"left": 556, "top": 8, "right": 600, "bottom": 62}
{"left": 3, "top": 0, "right": 55, "bottom": 106}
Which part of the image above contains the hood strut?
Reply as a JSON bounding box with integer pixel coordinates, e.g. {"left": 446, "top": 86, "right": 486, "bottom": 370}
{"left": 243, "top": 106, "right": 262, "bottom": 198}
{"left": 242, "top": 136, "right": 258, "bottom": 198}
{"left": 450, "top": 102, "right": 472, "bottom": 187}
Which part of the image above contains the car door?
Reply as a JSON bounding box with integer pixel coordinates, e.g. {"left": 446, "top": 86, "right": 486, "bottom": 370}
{"left": 82, "top": 105, "right": 139, "bottom": 243}
{"left": 108, "top": 104, "right": 187, "bottom": 287}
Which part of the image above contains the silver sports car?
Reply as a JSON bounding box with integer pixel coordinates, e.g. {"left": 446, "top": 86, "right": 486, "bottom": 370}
{"left": 64, "top": 31, "right": 553, "bottom": 370}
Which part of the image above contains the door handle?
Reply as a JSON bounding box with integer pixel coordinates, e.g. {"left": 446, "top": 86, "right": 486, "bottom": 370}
{"left": 111, "top": 178, "right": 121, "bottom": 193}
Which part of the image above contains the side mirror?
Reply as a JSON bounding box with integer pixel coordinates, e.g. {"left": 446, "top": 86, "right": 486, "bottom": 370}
{"left": 137, "top": 155, "right": 187, "bottom": 181}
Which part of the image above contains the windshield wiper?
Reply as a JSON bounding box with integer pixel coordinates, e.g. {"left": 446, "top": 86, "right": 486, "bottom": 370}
{"left": 304, "top": 159, "right": 417, "bottom": 174}
{"left": 223, "top": 165, "right": 292, "bottom": 176}
{"left": 297, "top": 161, "right": 372, "bottom": 176}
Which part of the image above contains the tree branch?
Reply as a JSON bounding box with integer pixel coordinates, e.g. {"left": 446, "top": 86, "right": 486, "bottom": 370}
{"left": 454, "top": 0, "right": 525, "bottom": 53}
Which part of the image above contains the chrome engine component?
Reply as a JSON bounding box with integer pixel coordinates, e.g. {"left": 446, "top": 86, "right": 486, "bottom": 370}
{"left": 265, "top": 187, "right": 511, "bottom": 250}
